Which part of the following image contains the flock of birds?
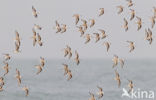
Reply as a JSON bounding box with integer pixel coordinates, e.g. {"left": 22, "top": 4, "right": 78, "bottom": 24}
{"left": 0, "top": 0, "right": 155, "bottom": 99}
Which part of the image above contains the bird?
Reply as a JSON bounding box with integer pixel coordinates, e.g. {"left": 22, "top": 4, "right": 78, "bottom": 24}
{"left": 88, "top": 92, "right": 96, "bottom": 100}
{"left": 31, "top": 28, "right": 37, "bottom": 46}
{"left": 14, "top": 41, "right": 20, "bottom": 53}
{"left": 73, "top": 14, "right": 80, "bottom": 25}
{"left": 40, "top": 57, "right": 45, "bottom": 67}
{"left": 123, "top": 18, "right": 128, "bottom": 31}
{"left": 0, "top": 77, "right": 4, "bottom": 86}
{"left": 61, "top": 24, "right": 67, "bottom": 33}
{"left": 89, "top": 19, "right": 95, "bottom": 28}
{"left": 32, "top": 6, "right": 38, "bottom": 18}
{"left": 37, "top": 33, "right": 43, "bottom": 46}
{"left": 0, "top": 85, "right": 3, "bottom": 92}
{"left": 84, "top": 34, "right": 91, "bottom": 44}
{"left": 127, "top": 0, "right": 133, "bottom": 7}
{"left": 150, "top": 16, "right": 155, "bottom": 28}
{"left": 3, "top": 54, "right": 11, "bottom": 61}
{"left": 117, "top": 6, "right": 124, "bottom": 14}
{"left": 136, "top": 16, "right": 142, "bottom": 31}
{"left": 3, "top": 61, "right": 9, "bottom": 76}
{"left": 67, "top": 70, "right": 72, "bottom": 81}
{"left": 81, "top": 19, "right": 88, "bottom": 31}
{"left": 128, "top": 80, "right": 133, "bottom": 93}
{"left": 35, "top": 65, "right": 42, "bottom": 75}
{"left": 34, "top": 24, "right": 42, "bottom": 30}
{"left": 15, "top": 68, "right": 21, "bottom": 86}
{"left": 114, "top": 70, "right": 121, "bottom": 88}
{"left": 112, "top": 55, "right": 119, "bottom": 68}
{"left": 93, "top": 33, "right": 100, "bottom": 43}
{"left": 119, "top": 59, "right": 124, "bottom": 68}
{"left": 22, "top": 86, "right": 29, "bottom": 96}
{"left": 77, "top": 26, "right": 85, "bottom": 37}
{"left": 153, "top": 7, "right": 156, "bottom": 18}
{"left": 74, "top": 50, "right": 80, "bottom": 65}
{"left": 55, "top": 20, "right": 61, "bottom": 33}
{"left": 97, "top": 86, "right": 104, "bottom": 99}
{"left": 99, "top": 8, "right": 104, "bottom": 16}
{"left": 130, "top": 9, "right": 135, "bottom": 20}
{"left": 68, "top": 51, "right": 72, "bottom": 59}
{"left": 145, "top": 28, "right": 153, "bottom": 44}
{"left": 15, "top": 30, "right": 21, "bottom": 46}
{"left": 127, "top": 41, "right": 135, "bottom": 52}
{"left": 98, "top": 29, "right": 107, "bottom": 39}
{"left": 103, "top": 42, "right": 111, "bottom": 52}
{"left": 62, "top": 64, "right": 69, "bottom": 75}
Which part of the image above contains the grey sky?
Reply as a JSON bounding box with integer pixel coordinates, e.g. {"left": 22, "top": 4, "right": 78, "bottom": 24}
{"left": 0, "top": 0, "right": 156, "bottom": 59}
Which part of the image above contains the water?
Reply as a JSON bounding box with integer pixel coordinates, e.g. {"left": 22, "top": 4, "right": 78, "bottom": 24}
{"left": 0, "top": 59, "right": 155, "bottom": 100}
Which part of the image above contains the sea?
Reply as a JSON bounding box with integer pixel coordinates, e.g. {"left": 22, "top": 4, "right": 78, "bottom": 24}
{"left": 0, "top": 59, "right": 155, "bottom": 100}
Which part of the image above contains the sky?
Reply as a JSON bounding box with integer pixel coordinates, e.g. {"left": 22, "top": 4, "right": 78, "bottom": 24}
{"left": 0, "top": 0, "right": 156, "bottom": 59}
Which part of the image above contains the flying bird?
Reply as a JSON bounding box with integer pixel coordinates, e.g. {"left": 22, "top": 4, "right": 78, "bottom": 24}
{"left": 127, "top": 41, "right": 135, "bottom": 52}
{"left": 15, "top": 68, "right": 21, "bottom": 86}
{"left": 3, "top": 62, "right": 10, "bottom": 76}
{"left": 22, "top": 86, "right": 29, "bottom": 96}
{"left": 119, "top": 59, "right": 124, "bottom": 68}
{"left": 62, "top": 64, "right": 69, "bottom": 75}
{"left": 74, "top": 50, "right": 80, "bottom": 65}
{"left": 40, "top": 57, "right": 45, "bottom": 67}
{"left": 77, "top": 26, "right": 85, "bottom": 37}
{"left": 35, "top": 65, "right": 42, "bottom": 75}
{"left": 37, "top": 33, "right": 43, "bottom": 46}
{"left": 93, "top": 33, "right": 100, "bottom": 43}
{"left": 99, "top": 8, "right": 104, "bottom": 16}
{"left": 34, "top": 24, "right": 42, "bottom": 30}
{"left": 32, "top": 6, "right": 38, "bottom": 18}
{"left": 88, "top": 92, "right": 96, "bottom": 100}
{"left": 114, "top": 70, "right": 121, "bottom": 88}
{"left": 112, "top": 55, "right": 119, "bottom": 68}
{"left": 127, "top": 0, "right": 133, "bottom": 7}
{"left": 98, "top": 29, "right": 107, "bottom": 39}
{"left": 31, "top": 28, "right": 37, "bottom": 46}
{"left": 136, "top": 16, "right": 142, "bottom": 31}
{"left": 130, "top": 9, "right": 135, "bottom": 20}
{"left": 97, "top": 86, "right": 104, "bottom": 99}
{"left": 128, "top": 80, "right": 133, "bottom": 93}
{"left": 123, "top": 18, "right": 128, "bottom": 31}
{"left": 89, "top": 19, "right": 95, "bottom": 28}
{"left": 104, "top": 42, "right": 111, "bottom": 52}
{"left": 3, "top": 54, "right": 11, "bottom": 61}
{"left": 67, "top": 70, "right": 72, "bottom": 81}
{"left": 61, "top": 24, "right": 67, "bottom": 33}
{"left": 150, "top": 16, "right": 155, "bottom": 28}
{"left": 84, "top": 34, "right": 91, "bottom": 44}
{"left": 117, "top": 6, "right": 124, "bottom": 14}
{"left": 55, "top": 20, "right": 61, "bottom": 33}
{"left": 73, "top": 14, "right": 80, "bottom": 25}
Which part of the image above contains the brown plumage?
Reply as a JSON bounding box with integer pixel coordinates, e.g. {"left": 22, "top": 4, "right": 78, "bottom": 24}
{"left": 32, "top": 6, "right": 38, "bottom": 18}
{"left": 136, "top": 16, "right": 142, "bottom": 31}
{"left": 104, "top": 42, "right": 111, "bottom": 52}
{"left": 32, "top": 28, "right": 37, "bottom": 46}
{"left": 117, "top": 6, "right": 124, "bottom": 14}
{"left": 112, "top": 55, "right": 118, "bottom": 68}
{"left": 130, "top": 9, "right": 135, "bottom": 20}
{"left": 97, "top": 86, "right": 104, "bottom": 99}
{"left": 22, "top": 86, "right": 29, "bottom": 96}
{"left": 114, "top": 70, "right": 121, "bottom": 88}
{"left": 73, "top": 14, "right": 80, "bottom": 25}
{"left": 127, "top": 41, "right": 135, "bottom": 52}
{"left": 15, "top": 68, "right": 21, "bottom": 86}
{"left": 35, "top": 65, "right": 42, "bottom": 75}
{"left": 37, "top": 33, "right": 43, "bottom": 46}
{"left": 99, "top": 8, "right": 104, "bottom": 16}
